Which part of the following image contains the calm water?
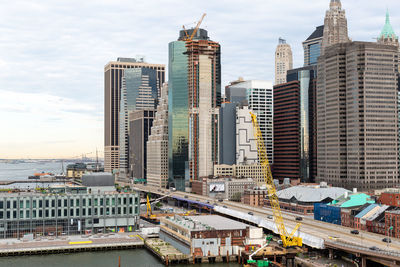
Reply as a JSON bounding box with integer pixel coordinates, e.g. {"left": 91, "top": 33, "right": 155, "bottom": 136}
{"left": 0, "top": 162, "right": 65, "bottom": 180}
{"left": 0, "top": 249, "right": 240, "bottom": 267}
{"left": 0, "top": 162, "right": 240, "bottom": 266}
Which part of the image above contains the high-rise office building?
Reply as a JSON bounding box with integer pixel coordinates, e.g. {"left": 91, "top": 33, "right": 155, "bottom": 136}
{"left": 187, "top": 30, "right": 221, "bottom": 182}
{"left": 273, "top": 66, "right": 317, "bottom": 182}
{"left": 321, "top": 0, "right": 350, "bottom": 53}
{"left": 119, "top": 68, "right": 158, "bottom": 178}
{"left": 275, "top": 38, "right": 293, "bottom": 85}
{"left": 317, "top": 1, "right": 399, "bottom": 190}
{"left": 219, "top": 102, "right": 237, "bottom": 165}
{"left": 236, "top": 106, "right": 258, "bottom": 164}
{"left": 104, "top": 58, "right": 165, "bottom": 173}
{"left": 147, "top": 83, "right": 169, "bottom": 188}
{"left": 317, "top": 42, "right": 399, "bottom": 190}
{"left": 168, "top": 35, "right": 189, "bottom": 191}
{"left": 129, "top": 109, "right": 155, "bottom": 181}
{"left": 225, "top": 77, "right": 246, "bottom": 104}
{"left": 302, "top": 25, "right": 324, "bottom": 66}
{"left": 229, "top": 80, "right": 274, "bottom": 164}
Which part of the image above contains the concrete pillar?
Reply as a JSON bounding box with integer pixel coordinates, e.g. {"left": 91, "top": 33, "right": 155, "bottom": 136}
{"left": 361, "top": 256, "right": 366, "bottom": 267}
{"left": 328, "top": 248, "right": 333, "bottom": 260}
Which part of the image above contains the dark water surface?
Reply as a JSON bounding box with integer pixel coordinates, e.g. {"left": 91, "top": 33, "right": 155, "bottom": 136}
{"left": 0, "top": 249, "right": 241, "bottom": 267}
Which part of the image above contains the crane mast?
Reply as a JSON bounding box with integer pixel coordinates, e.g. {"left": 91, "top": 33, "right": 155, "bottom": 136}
{"left": 250, "top": 112, "right": 302, "bottom": 247}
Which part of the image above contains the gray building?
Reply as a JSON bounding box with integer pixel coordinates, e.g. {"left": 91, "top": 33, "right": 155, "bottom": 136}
{"left": 129, "top": 109, "right": 155, "bottom": 182}
{"left": 317, "top": 41, "right": 399, "bottom": 190}
{"left": 218, "top": 102, "right": 236, "bottom": 165}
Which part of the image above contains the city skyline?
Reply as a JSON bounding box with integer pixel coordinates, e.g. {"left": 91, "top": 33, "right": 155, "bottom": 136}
{"left": 1, "top": 0, "right": 399, "bottom": 158}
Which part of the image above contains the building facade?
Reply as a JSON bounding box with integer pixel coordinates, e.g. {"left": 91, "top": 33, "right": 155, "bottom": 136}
{"left": 275, "top": 38, "right": 293, "bottom": 85}
{"left": 218, "top": 102, "right": 237, "bottom": 165}
{"left": 104, "top": 58, "right": 165, "bottom": 173}
{"left": 147, "top": 83, "right": 169, "bottom": 188}
{"left": 317, "top": 42, "right": 399, "bottom": 190}
{"left": 0, "top": 192, "right": 139, "bottom": 238}
{"left": 186, "top": 30, "right": 221, "bottom": 182}
{"left": 236, "top": 106, "right": 258, "bottom": 164}
{"left": 168, "top": 38, "right": 189, "bottom": 191}
{"left": 273, "top": 66, "right": 317, "bottom": 182}
{"left": 119, "top": 68, "right": 158, "bottom": 177}
{"left": 228, "top": 81, "right": 274, "bottom": 165}
{"left": 321, "top": 0, "right": 350, "bottom": 53}
{"left": 303, "top": 25, "right": 324, "bottom": 66}
{"left": 128, "top": 110, "right": 155, "bottom": 181}
{"left": 214, "top": 164, "right": 264, "bottom": 186}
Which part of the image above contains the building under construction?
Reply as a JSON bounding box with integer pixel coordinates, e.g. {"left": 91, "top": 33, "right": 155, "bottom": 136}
{"left": 183, "top": 26, "right": 221, "bottom": 182}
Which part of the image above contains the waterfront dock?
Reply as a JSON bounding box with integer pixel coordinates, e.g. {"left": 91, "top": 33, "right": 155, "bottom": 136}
{"left": 145, "top": 238, "right": 189, "bottom": 265}
{"left": 0, "top": 233, "right": 143, "bottom": 257}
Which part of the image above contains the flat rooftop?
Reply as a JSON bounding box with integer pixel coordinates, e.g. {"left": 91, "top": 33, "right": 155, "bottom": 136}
{"left": 186, "top": 215, "right": 250, "bottom": 231}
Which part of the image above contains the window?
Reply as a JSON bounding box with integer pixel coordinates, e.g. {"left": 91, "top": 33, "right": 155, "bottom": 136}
{"left": 45, "top": 200, "right": 49, "bottom": 208}
{"left": 45, "top": 210, "right": 49, "bottom": 217}
{"left": 51, "top": 200, "right": 55, "bottom": 207}
{"left": 0, "top": 201, "right": 3, "bottom": 209}
{"left": 58, "top": 209, "right": 61, "bottom": 217}
{"left": 58, "top": 200, "right": 61, "bottom": 207}
{"left": 26, "top": 210, "right": 29, "bottom": 218}
{"left": 39, "top": 200, "right": 43, "bottom": 208}
{"left": 20, "top": 200, "right": 23, "bottom": 209}
{"left": 26, "top": 200, "right": 30, "bottom": 208}
{"left": 51, "top": 210, "right": 55, "bottom": 217}
{"left": 76, "top": 199, "right": 80, "bottom": 206}
{"left": 33, "top": 210, "right": 36, "bottom": 218}
{"left": 64, "top": 199, "right": 67, "bottom": 206}
{"left": 83, "top": 199, "right": 86, "bottom": 206}
{"left": 70, "top": 199, "right": 74, "bottom": 207}
{"left": 39, "top": 210, "right": 42, "bottom": 218}
{"left": 100, "top": 198, "right": 104, "bottom": 206}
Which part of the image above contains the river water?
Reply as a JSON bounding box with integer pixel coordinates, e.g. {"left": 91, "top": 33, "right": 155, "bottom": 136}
{"left": 0, "top": 162, "right": 240, "bottom": 266}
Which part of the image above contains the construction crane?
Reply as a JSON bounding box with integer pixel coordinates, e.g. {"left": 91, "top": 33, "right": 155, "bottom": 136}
{"left": 250, "top": 112, "right": 302, "bottom": 248}
{"left": 181, "top": 13, "right": 206, "bottom": 42}
{"left": 146, "top": 195, "right": 156, "bottom": 219}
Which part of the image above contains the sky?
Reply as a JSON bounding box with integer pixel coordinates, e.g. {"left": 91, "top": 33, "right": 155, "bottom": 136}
{"left": 0, "top": 0, "right": 399, "bottom": 159}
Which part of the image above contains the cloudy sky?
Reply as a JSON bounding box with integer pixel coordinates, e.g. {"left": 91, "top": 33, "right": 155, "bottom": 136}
{"left": 0, "top": 0, "right": 398, "bottom": 159}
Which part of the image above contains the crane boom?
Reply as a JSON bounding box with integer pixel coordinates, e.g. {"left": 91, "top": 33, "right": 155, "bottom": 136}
{"left": 181, "top": 13, "right": 206, "bottom": 42}
{"left": 250, "top": 112, "right": 302, "bottom": 248}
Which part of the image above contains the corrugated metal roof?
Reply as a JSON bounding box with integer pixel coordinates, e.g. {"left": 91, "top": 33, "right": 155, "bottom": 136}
{"left": 355, "top": 204, "right": 378, "bottom": 219}
{"left": 365, "top": 205, "right": 389, "bottom": 222}
{"left": 276, "top": 185, "right": 349, "bottom": 203}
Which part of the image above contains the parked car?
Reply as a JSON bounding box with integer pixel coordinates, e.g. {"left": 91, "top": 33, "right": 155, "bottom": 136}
{"left": 248, "top": 212, "right": 254, "bottom": 215}
{"left": 267, "top": 215, "right": 273, "bottom": 219}
{"left": 350, "top": 230, "right": 359, "bottom": 235}
{"left": 369, "top": 246, "right": 379, "bottom": 251}
{"left": 218, "top": 199, "right": 223, "bottom": 202}
{"left": 223, "top": 205, "right": 227, "bottom": 208}
{"left": 295, "top": 217, "right": 303, "bottom": 221}
{"left": 382, "top": 238, "right": 392, "bottom": 243}
{"left": 184, "top": 195, "right": 188, "bottom": 199}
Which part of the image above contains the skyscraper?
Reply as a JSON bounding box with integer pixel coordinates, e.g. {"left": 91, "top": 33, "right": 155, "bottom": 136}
{"left": 236, "top": 106, "right": 258, "bottom": 164}
{"left": 186, "top": 30, "right": 221, "bottom": 182}
{"left": 168, "top": 36, "right": 189, "bottom": 191}
{"left": 302, "top": 25, "right": 324, "bottom": 66}
{"left": 104, "top": 58, "right": 165, "bottom": 173}
{"left": 273, "top": 66, "right": 317, "bottom": 182}
{"left": 275, "top": 38, "right": 293, "bottom": 85}
{"left": 119, "top": 68, "right": 158, "bottom": 178}
{"left": 129, "top": 109, "right": 155, "bottom": 181}
{"left": 321, "top": 0, "right": 350, "bottom": 52}
{"left": 147, "top": 83, "right": 169, "bottom": 188}
{"left": 229, "top": 80, "right": 274, "bottom": 164}
{"left": 317, "top": 1, "right": 399, "bottom": 190}
{"left": 219, "top": 102, "right": 237, "bottom": 165}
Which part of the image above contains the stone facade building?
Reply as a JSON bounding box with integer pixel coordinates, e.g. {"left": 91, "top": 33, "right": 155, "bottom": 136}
{"left": 275, "top": 38, "right": 293, "bottom": 85}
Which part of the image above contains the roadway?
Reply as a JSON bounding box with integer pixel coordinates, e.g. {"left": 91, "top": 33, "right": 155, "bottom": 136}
{"left": 133, "top": 184, "right": 400, "bottom": 261}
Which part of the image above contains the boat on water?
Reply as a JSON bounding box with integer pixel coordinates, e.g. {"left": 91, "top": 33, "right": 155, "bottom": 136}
{"left": 28, "top": 172, "right": 66, "bottom": 180}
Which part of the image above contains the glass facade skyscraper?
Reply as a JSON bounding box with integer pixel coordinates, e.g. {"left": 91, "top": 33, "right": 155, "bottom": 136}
{"left": 168, "top": 41, "right": 189, "bottom": 191}
{"left": 119, "top": 68, "right": 158, "bottom": 177}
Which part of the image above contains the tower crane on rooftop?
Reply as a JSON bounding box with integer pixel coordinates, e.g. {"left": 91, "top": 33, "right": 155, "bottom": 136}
{"left": 182, "top": 13, "right": 206, "bottom": 42}
{"left": 250, "top": 112, "right": 302, "bottom": 248}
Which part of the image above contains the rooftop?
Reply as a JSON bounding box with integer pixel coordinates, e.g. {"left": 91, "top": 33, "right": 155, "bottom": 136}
{"left": 380, "top": 10, "right": 398, "bottom": 39}
{"left": 305, "top": 25, "right": 324, "bottom": 41}
{"left": 276, "top": 184, "right": 349, "bottom": 203}
{"left": 165, "top": 215, "right": 251, "bottom": 231}
{"left": 330, "top": 192, "right": 375, "bottom": 208}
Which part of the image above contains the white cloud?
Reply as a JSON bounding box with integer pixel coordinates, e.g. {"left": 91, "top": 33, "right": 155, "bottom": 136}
{"left": 0, "top": 0, "right": 399, "bottom": 157}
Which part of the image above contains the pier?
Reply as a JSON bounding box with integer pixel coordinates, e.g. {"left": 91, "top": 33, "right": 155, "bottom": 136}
{"left": 0, "top": 233, "right": 143, "bottom": 257}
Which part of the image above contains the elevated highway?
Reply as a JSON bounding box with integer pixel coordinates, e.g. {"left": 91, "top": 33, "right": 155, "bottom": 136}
{"left": 133, "top": 184, "right": 400, "bottom": 265}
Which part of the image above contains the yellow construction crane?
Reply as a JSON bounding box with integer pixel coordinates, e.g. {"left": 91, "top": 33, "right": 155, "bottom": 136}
{"left": 146, "top": 195, "right": 156, "bottom": 219}
{"left": 182, "top": 13, "right": 206, "bottom": 42}
{"left": 250, "top": 112, "right": 302, "bottom": 248}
